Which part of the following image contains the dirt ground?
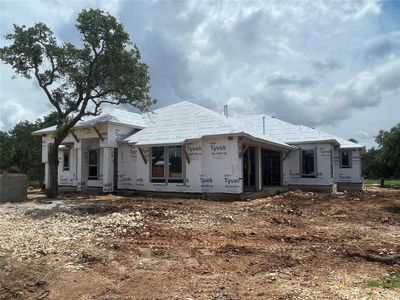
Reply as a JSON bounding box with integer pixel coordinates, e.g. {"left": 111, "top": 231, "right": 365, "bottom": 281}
{"left": 0, "top": 187, "right": 399, "bottom": 300}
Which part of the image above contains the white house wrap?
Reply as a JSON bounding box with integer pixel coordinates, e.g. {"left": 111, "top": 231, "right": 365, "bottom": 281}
{"left": 34, "top": 101, "right": 365, "bottom": 195}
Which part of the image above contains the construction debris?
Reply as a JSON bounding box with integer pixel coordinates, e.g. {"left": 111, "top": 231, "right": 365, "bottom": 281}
{"left": 0, "top": 188, "right": 399, "bottom": 299}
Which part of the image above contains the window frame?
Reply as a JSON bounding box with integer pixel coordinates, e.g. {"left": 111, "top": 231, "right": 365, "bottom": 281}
{"left": 63, "top": 149, "right": 70, "bottom": 171}
{"left": 88, "top": 149, "right": 99, "bottom": 179}
{"left": 168, "top": 145, "right": 184, "bottom": 183}
{"left": 151, "top": 146, "right": 166, "bottom": 183}
{"left": 339, "top": 150, "right": 352, "bottom": 168}
{"left": 150, "top": 145, "right": 185, "bottom": 183}
{"left": 300, "top": 148, "right": 317, "bottom": 178}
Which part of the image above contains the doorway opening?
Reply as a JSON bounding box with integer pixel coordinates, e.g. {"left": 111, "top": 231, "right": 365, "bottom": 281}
{"left": 243, "top": 146, "right": 256, "bottom": 191}
{"left": 261, "top": 149, "right": 281, "bottom": 186}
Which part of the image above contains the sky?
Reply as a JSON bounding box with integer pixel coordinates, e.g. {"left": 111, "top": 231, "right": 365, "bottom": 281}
{"left": 0, "top": 0, "right": 399, "bottom": 148}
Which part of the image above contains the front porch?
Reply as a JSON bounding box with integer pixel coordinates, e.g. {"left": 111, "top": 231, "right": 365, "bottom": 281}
{"left": 45, "top": 136, "right": 118, "bottom": 193}
{"left": 240, "top": 137, "right": 292, "bottom": 193}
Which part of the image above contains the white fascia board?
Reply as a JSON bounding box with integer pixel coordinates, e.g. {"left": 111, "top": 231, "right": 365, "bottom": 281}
{"left": 128, "top": 141, "right": 185, "bottom": 147}
{"left": 287, "top": 139, "right": 340, "bottom": 147}
{"left": 33, "top": 122, "right": 144, "bottom": 137}
{"left": 73, "top": 121, "right": 145, "bottom": 130}
{"left": 339, "top": 145, "right": 365, "bottom": 149}
{"left": 240, "top": 133, "right": 295, "bottom": 150}
{"left": 127, "top": 132, "right": 294, "bottom": 150}
{"left": 32, "top": 126, "right": 57, "bottom": 135}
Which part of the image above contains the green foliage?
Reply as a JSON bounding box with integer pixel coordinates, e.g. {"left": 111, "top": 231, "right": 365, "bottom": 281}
{"left": 348, "top": 138, "right": 358, "bottom": 143}
{"left": 0, "top": 9, "right": 155, "bottom": 196}
{"left": 0, "top": 8, "right": 155, "bottom": 129}
{"left": 0, "top": 113, "right": 57, "bottom": 182}
{"left": 8, "top": 121, "right": 42, "bottom": 178}
{"left": 0, "top": 131, "right": 14, "bottom": 171}
{"left": 364, "top": 178, "right": 400, "bottom": 188}
{"left": 365, "top": 276, "right": 400, "bottom": 289}
{"left": 363, "top": 123, "right": 400, "bottom": 180}
{"left": 375, "top": 123, "right": 400, "bottom": 178}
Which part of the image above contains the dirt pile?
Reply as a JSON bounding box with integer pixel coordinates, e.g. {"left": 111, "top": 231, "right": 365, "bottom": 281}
{"left": 0, "top": 188, "right": 399, "bottom": 299}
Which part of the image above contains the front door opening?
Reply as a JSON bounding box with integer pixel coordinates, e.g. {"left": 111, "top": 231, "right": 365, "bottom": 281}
{"left": 243, "top": 146, "right": 256, "bottom": 191}
{"left": 88, "top": 149, "right": 99, "bottom": 179}
{"left": 261, "top": 149, "right": 281, "bottom": 186}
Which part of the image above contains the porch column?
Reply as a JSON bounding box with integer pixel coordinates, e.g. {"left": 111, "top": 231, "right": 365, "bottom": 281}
{"left": 44, "top": 162, "right": 50, "bottom": 189}
{"left": 102, "top": 147, "right": 114, "bottom": 193}
{"left": 256, "top": 146, "right": 262, "bottom": 191}
{"left": 76, "top": 147, "right": 88, "bottom": 191}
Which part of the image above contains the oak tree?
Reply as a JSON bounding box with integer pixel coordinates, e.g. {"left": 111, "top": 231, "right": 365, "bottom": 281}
{"left": 0, "top": 9, "right": 155, "bottom": 197}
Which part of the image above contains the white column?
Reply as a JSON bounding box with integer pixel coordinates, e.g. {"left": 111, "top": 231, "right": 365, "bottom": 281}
{"left": 76, "top": 147, "right": 88, "bottom": 191}
{"left": 44, "top": 162, "right": 50, "bottom": 189}
{"left": 102, "top": 147, "right": 114, "bottom": 193}
{"left": 256, "top": 146, "right": 262, "bottom": 191}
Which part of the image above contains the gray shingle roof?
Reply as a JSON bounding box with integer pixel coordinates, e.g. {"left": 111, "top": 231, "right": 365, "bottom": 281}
{"left": 33, "top": 101, "right": 364, "bottom": 149}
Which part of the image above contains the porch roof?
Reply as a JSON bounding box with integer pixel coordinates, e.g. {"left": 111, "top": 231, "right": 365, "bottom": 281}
{"left": 32, "top": 107, "right": 145, "bottom": 135}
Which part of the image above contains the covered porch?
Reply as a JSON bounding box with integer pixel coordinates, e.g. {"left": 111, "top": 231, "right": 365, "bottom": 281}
{"left": 239, "top": 136, "right": 293, "bottom": 193}
{"left": 46, "top": 132, "right": 119, "bottom": 193}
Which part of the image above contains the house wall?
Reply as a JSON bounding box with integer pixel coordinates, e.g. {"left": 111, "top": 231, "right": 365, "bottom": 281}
{"left": 57, "top": 139, "right": 103, "bottom": 187}
{"left": 58, "top": 147, "right": 77, "bottom": 186}
{"left": 41, "top": 123, "right": 135, "bottom": 190}
{"left": 107, "top": 124, "right": 136, "bottom": 147}
{"left": 333, "top": 148, "right": 362, "bottom": 183}
{"left": 282, "top": 143, "right": 335, "bottom": 186}
{"left": 117, "top": 136, "right": 242, "bottom": 194}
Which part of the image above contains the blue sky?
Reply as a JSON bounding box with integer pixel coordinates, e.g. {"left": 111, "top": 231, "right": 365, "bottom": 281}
{"left": 1, "top": 0, "right": 399, "bottom": 148}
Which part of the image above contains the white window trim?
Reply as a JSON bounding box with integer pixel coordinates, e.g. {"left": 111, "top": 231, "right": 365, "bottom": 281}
{"left": 300, "top": 147, "right": 317, "bottom": 178}
{"left": 88, "top": 149, "right": 99, "bottom": 179}
{"left": 150, "top": 145, "right": 185, "bottom": 183}
{"left": 150, "top": 147, "right": 166, "bottom": 182}
{"left": 63, "top": 149, "right": 70, "bottom": 171}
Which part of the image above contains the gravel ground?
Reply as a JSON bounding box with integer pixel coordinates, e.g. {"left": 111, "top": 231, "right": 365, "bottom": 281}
{"left": 0, "top": 187, "right": 399, "bottom": 299}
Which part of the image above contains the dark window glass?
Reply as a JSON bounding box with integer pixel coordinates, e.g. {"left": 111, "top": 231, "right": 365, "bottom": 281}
{"left": 169, "top": 146, "right": 182, "bottom": 179}
{"left": 88, "top": 149, "right": 98, "bottom": 179}
{"left": 302, "top": 149, "right": 315, "bottom": 177}
{"left": 89, "top": 166, "right": 98, "bottom": 178}
{"left": 89, "top": 150, "right": 98, "bottom": 165}
{"left": 63, "top": 151, "right": 70, "bottom": 170}
{"left": 340, "top": 150, "right": 351, "bottom": 168}
{"left": 152, "top": 147, "right": 165, "bottom": 179}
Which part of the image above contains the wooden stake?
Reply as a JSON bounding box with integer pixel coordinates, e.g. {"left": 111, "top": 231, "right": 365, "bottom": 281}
{"left": 93, "top": 126, "right": 104, "bottom": 142}
{"left": 183, "top": 143, "right": 190, "bottom": 164}
{"left": 70, "top": 130, "right": 79, "bottom": 143}
{"left": 138, "top": 147, "right": 147, "bottom": 164}
{"left": 239, "top": 145, "right": 249, "bottom": 158}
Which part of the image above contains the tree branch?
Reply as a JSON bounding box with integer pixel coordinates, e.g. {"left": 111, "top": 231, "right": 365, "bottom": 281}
{"left": 34, "top": 65, "right": 62, "bottom": 116}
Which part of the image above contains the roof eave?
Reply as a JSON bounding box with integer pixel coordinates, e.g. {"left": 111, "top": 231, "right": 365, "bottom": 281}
{"left": 287, "top": 139, "right": 341, "bottom": 146}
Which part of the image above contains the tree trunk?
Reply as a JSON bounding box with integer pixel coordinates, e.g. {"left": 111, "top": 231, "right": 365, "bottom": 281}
{"left": 380, "top": 178, "right": 384, "bottom": 188}
{"left": 46, "top": 142, "right": 60, "bottom": 198}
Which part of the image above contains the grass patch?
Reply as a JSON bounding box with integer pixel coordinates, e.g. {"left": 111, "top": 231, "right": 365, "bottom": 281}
{"left": 365, "top": 276, "right": 400, "bottom": 289}
{"left": 364, "top": 178, "right": 400, "bottom": 188}
{"left": 28, "top": 180, "right": 41, "bottom": 189}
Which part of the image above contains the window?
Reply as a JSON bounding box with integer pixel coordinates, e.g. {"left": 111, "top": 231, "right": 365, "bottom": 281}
{"left": 88, "top": 149, "right": 99, "bottom": 179}
{"left": 301, "top": 149, "right": 316, "bottom": 177}
{"left": 151, "top": 147, "right": 165, "bottom": 182}
{"left": 168, "top": 146, "right": 183, "bottom": 182}
{"left": 151, "top": 146, "right": 184, "bottom": 183}
{"left": 340, "top": 150, "right": 352, "bottom": 168}
{"left": 63, "top": 150, "right": 70, "bottom": 171}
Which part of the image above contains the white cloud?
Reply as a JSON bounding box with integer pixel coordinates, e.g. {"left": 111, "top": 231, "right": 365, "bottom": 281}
{"left": 362, "top": 31, "right": 400, "bottom": 60}
{"left": 0, "top": 98, "right": 36, "bottom": 130}
{"left": 0, "top": 0, "right": 398, "bottom": 149}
